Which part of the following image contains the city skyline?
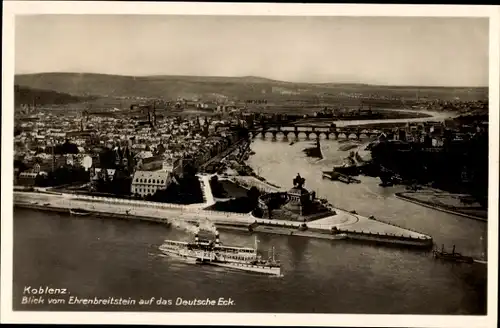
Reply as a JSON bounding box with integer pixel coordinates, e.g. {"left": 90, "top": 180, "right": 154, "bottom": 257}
{"left": 15, "top": 15, "right": 489, "bottom": 87}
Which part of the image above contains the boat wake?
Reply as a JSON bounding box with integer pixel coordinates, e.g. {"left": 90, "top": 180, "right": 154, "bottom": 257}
{"left": 150, "top": 252, "right": 168, "bottom": 258}
{"left": 270, "top": 273, "right": 285, "bottom": 279}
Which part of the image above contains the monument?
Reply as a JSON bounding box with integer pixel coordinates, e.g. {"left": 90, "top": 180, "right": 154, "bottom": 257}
{"left": 285, "top": 173, "right": 315, "bottom": 216}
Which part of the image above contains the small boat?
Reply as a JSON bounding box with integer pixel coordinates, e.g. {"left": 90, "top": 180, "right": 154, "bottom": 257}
{"left": 324, "top": 171, "right": 360, "bottom": 184}
{"left": 333, "top": 164, "right": 359, "bottom": 176}
{"left": 330, "top": 227, "right": 348, "bottom": 239}
{"left": 433, "top": 244, "right": 474, "bottom": 264}
{"left": 322, "top": 171, "right": 340, "bottom": 180}
{"left": 338, "top": 175, "right": 351, "bottom": 184}
{"left": 69, "top": 208, "right": 92, "bottom": 216}
{"left": 289, "top": 141, "right": 295, "bottom": 145}
{"left": 339, "top": 144, "right": 358, "bottom": 151}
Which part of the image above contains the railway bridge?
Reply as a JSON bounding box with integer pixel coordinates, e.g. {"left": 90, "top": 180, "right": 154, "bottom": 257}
{"left": 248, "top": 125, "right": 383, "bottom": 140}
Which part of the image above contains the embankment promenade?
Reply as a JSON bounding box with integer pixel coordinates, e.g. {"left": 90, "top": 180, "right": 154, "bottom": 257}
{"left": 14, "top": 181, "right": 433, "bottom": 249}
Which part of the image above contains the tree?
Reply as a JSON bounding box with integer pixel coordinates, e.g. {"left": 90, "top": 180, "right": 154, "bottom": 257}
{"left": 247, "top": 186, "right": 260, "bottom": 200}
{"left": 183, "top": 161, "right": 197, "bottom": 176}
{"left": 99, "top": 148, "right": 117, "bottom": 169}
{"left": 35, "top": 174, "right": 48, "bottom": 187}
{"left": 156, "top": 144, "right": 166, "bottom": 155}
{"left": 246, "top": 186, "right": 261, "bottom": 209}
{"left": 14, "top": 159, "right": 27, "bottom": 172}
{"left": 54, "top": 140, "right": 79, "bottom": 155}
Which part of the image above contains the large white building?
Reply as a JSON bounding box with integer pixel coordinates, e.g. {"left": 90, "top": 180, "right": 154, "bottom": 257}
{"left": 131, "top": 170, "right": 171, "bottom": 197}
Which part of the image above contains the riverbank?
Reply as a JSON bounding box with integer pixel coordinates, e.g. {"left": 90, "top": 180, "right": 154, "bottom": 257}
{"left": 14, "top": 185, "right": 433, "bottom": 249}
{"left": 395, "top": 191, "right": 487, "bottom": 222}
{"left": 293, "top": 110, "right": 433, "bottom": 125}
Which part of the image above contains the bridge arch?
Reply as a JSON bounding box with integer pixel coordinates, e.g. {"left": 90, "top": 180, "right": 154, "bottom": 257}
{"left": 296, "top": 131, "right": 307, "bottom": 139}
{"left": 317, "top": 132, "right": 328, "bottom": 139}
{"left": 308, "top": 132, "right": 319, "bottom": 139}
{"left": 275, "top": 131, "right": 286, "bottom": 138}
{"left": 264, "top": 131, "right": 274, "bottom": 138}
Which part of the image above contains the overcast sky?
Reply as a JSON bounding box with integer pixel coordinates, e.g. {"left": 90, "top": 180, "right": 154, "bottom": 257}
{"left": 15, "top": 15, "right": 489, "bottom": 87}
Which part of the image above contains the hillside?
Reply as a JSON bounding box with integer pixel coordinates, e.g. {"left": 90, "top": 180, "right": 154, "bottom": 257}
{"left": 14, "top": 84, "right": 95, "bottom": 107}
{"left": 14, "top": 73, "right": 294, "bottom": 101}
{"left": 14, "top": 72, "right": 488, "bottom": 103}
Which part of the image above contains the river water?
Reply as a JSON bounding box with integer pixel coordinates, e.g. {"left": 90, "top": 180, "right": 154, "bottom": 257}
{"left": 13, "top": 112, "right": 487, "bottom": 314}
{"left": 13, "top": 137, "right": 487, "bottom": 314}
{"left": 302, "top": 109, "right": 457, "bottom": 127}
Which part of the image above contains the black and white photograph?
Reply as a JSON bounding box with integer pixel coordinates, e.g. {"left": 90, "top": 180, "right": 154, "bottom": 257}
{"left": 1, "top": 2, "right": 498, "bottom": 327}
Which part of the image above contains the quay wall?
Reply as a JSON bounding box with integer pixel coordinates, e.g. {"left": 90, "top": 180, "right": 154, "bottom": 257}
{"left": 14, "top": 203, "right": 171, "bottom": 225}
{"left": 306, "top": 226, "right": 429, "bottom": 241}
{"left": 14, "top": 191, "right": 432, "bottom": 249}
{"left": 72, "top": 194, "right": 188, "bottom": 209}
{"left": 14, "top": 191, "right": 252, "bottom": 222}
{"left": 344, "top": 233, "right": 433, "bottom": 248}
{"left": 340, "top": 229, "right": 433, "bottom": 248}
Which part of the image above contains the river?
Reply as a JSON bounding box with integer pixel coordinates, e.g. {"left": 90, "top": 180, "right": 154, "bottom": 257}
{"left": 247, "top": 137, "right": 487, "bottom": 259}
{"left": 305, "top": 109, "right": 457, "bottom": 127}
{"left": 13, "top": 134, "right": 487, "bottom": 315}
{"left": 13, "top": 109, "right": 488, "bottom": 314}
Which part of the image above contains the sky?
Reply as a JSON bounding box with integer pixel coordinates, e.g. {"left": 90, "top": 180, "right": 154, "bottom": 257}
{"left": 15, "top": 15, "right": 489, "bottom": 87}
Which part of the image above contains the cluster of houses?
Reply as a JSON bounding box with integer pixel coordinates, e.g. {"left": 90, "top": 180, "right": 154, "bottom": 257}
{"left": 389, "top": 120, "right": 487, "bottom": 148}
{"left": 13, "top": 111, "right": 246, "bottom": 196}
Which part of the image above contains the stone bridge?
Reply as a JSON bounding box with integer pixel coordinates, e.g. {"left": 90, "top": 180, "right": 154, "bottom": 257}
{"left": 248, "top": 125, "right": 383, "bottom": 140}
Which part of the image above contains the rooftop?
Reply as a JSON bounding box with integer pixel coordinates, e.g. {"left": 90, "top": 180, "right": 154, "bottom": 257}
{"left": 132, "top": 170, "right": 170, "bottom": 181}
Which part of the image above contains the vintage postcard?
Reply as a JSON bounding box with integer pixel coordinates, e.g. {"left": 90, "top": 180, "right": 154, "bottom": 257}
{"left": 1, "top": 2, "right": 498, "bottom": 327}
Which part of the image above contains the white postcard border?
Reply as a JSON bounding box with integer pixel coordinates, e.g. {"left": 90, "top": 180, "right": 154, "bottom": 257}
{"left": 2, "top": 2, "right": 499, "bottom": 327}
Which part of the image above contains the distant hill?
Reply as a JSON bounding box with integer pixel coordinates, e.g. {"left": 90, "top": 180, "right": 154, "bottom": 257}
{"left": 14, "top": 72, "right": 488, "bottom": 103}
{"left": 14, "top": 84, "right": 95, "bottom": 107}
{"left": 14, "top": 73, "right": 294, "bottom": 100}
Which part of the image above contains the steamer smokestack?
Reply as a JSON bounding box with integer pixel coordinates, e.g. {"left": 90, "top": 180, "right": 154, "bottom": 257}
{"left": 215, "top": 231, "right": 220, "bottom": 245}
{"left": 195, "top": 234, "right": 199, "bottom": 243}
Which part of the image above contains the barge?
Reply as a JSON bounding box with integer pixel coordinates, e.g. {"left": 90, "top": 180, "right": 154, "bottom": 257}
{"left": 433, "top": 244, "right": 474, "bottom": 264}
